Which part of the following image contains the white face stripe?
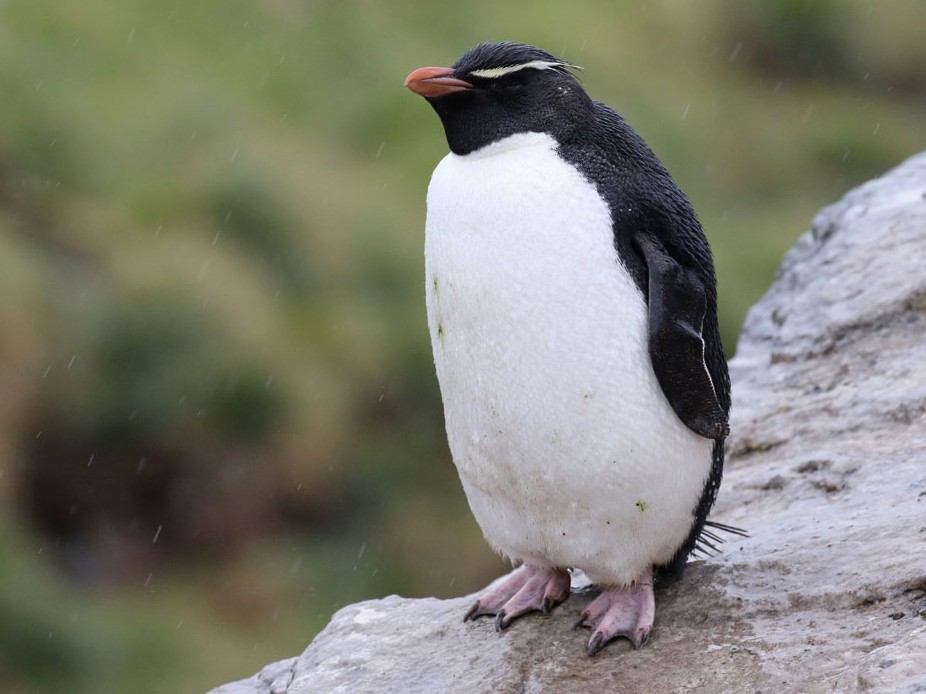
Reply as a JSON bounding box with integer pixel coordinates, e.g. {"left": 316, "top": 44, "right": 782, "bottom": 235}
{"left": 467, "top": 59, "right": 579, "bottom": 79}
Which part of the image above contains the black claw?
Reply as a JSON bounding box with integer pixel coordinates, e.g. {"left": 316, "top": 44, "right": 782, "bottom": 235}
{"left": 573, "top": 615, "right": 589, "bottom": 631}
{"left": 587, "top": 632, "right": 606, "bottom": 657}
{"left": 634, "top": 630, "right": 651, "bottom": 650}
{"left": 494, "top": 611, "right": 508, "bottom": 632}
{"left": 463, "top": 602, "right": 479, "bottom": 622}
{"left": 541, "top": 598, "right": 551, "bottom": 614}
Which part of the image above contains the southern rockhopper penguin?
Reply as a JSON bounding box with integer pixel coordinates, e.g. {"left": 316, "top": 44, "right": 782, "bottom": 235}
{"left": 405, "top": 42, "right": 737, "bottom": 656}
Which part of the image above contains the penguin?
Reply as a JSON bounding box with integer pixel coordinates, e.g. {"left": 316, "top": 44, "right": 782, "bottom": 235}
{"left": 405, "top": 42, "right": 735, "bottom": 656}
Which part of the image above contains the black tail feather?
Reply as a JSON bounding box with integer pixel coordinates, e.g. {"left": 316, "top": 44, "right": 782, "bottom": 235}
{"left": 703, "top": 520, "right": 749, "bottom": 537}
{"left": 691, "top": 520, "right": 749, "bottom": 558}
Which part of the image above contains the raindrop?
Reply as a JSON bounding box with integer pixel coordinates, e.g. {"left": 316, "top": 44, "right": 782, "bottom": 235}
{"left": 681, "top": 104, "right": 691, "bottom": 120}
{"left": 144, "top": 572, "right": 153, "bottom": 587}
{"left": 67, "top": 355, "right": 76, "bottom": 369}
{"left": 87, "top": 453, "right": 95, "bottom": 468}
{"left": 375, "top": 142, "right": 386, "bottom": 159}
{"left": 873, "top": 123, "right": 881, "bottom": 135}
{"left": 357, "top": 542, "right": 366, "bottom": 560}
{"left": 802, "top": 103, "right": 816, "bottom": 124}
{"left": 152, "top": 525, "right": 163, "bottom": 544}
{"left": 230, "top": 146, "right": 240, "bottom": 162}
{"left": 42, "top": 366, "right": 52, "bottom": 378}
{"left": 136, "top": 457, "right": 146, "bottom": 473}
{"left": 127, "top": 27, "right": 136, "bottom": 43}
{"left": 729, "top": 42, "right": 742, "bottom": 62}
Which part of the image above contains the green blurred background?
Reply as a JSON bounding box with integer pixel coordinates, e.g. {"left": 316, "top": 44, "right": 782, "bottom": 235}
{"left": 0, "top": 0, "right": 923, "bottom": 691}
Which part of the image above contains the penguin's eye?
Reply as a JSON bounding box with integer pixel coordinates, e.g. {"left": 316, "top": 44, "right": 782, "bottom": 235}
{"left": 487, "top": 76, "right": 524, "bottom": 94}
{"left": 462, "top": 71, "right": 528, "bottom": 96}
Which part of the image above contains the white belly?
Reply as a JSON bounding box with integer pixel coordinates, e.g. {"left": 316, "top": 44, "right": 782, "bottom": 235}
{"left": 425, "top": 132, "right": 712, "bottom": 586}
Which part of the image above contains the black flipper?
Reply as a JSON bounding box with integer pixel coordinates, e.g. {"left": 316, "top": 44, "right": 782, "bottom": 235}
{"left": 634, "top": 233, "right": 729, "bottom": 440}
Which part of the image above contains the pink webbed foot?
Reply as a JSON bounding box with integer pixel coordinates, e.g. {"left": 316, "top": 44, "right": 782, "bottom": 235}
{"left": 464, "top": 565, "right": 571, "bottom": 631}
{"left": 574, "top": 567, "right": 655, "bottom": 656}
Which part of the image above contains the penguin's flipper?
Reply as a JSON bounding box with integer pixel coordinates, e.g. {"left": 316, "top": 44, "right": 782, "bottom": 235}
{"left": 634, "top": 233, "right": 728, "bottom": 440}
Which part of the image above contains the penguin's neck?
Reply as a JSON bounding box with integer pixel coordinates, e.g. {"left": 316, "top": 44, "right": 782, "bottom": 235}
{"left": 454, "top": 130, "right": 558, "bottom": 161}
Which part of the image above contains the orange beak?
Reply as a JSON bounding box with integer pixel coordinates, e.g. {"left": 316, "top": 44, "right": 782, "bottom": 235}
{"left": 404, "top": 66, "right": 472, "bottom": 97}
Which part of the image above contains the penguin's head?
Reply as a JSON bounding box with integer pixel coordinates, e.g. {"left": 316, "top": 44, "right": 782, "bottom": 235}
{"left": 405, "top": 42, "right": 591, "bottom": 155}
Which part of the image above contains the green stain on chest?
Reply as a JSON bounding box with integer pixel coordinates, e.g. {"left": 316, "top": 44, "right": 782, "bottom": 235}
{"left": 431, "top": 275, "right": 445, "bottom": 345}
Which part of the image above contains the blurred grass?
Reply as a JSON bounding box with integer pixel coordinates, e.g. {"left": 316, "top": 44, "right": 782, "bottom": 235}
{"left": 0, "top": 0, "right": 924, "bottom": 691}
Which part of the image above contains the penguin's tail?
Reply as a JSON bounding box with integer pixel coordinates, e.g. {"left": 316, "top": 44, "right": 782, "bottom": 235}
{"left": 692, "top": 520, "right": 749, "bottom": 558}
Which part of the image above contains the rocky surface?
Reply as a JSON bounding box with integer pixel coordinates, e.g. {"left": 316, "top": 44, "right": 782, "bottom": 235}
{"left": 208, "top": 152, "right": 926, "bottom": 694}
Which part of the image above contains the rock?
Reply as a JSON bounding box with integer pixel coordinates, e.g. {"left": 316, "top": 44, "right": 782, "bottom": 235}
{"left": 208, "top": 151, "right": 926, "bottom": 694}
{"left": 208, "top": 658, "right": 300, "bottom": 694}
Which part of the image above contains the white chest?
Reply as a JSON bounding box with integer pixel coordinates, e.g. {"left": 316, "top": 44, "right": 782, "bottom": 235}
{"left": 424, "top": 133, "right": 712, "bottom": 585}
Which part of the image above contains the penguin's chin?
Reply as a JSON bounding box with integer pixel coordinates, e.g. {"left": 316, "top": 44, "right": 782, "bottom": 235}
{"left": 405, "top": 66, "right": 472, "bottom": 97}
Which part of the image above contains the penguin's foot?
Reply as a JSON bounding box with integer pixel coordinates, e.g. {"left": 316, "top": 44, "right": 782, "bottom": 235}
{"left": 574, "top": 567, "right": 655, "bottom": 656}
{"left": 464, "top": 565, "right": 571, "bottom": 631}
